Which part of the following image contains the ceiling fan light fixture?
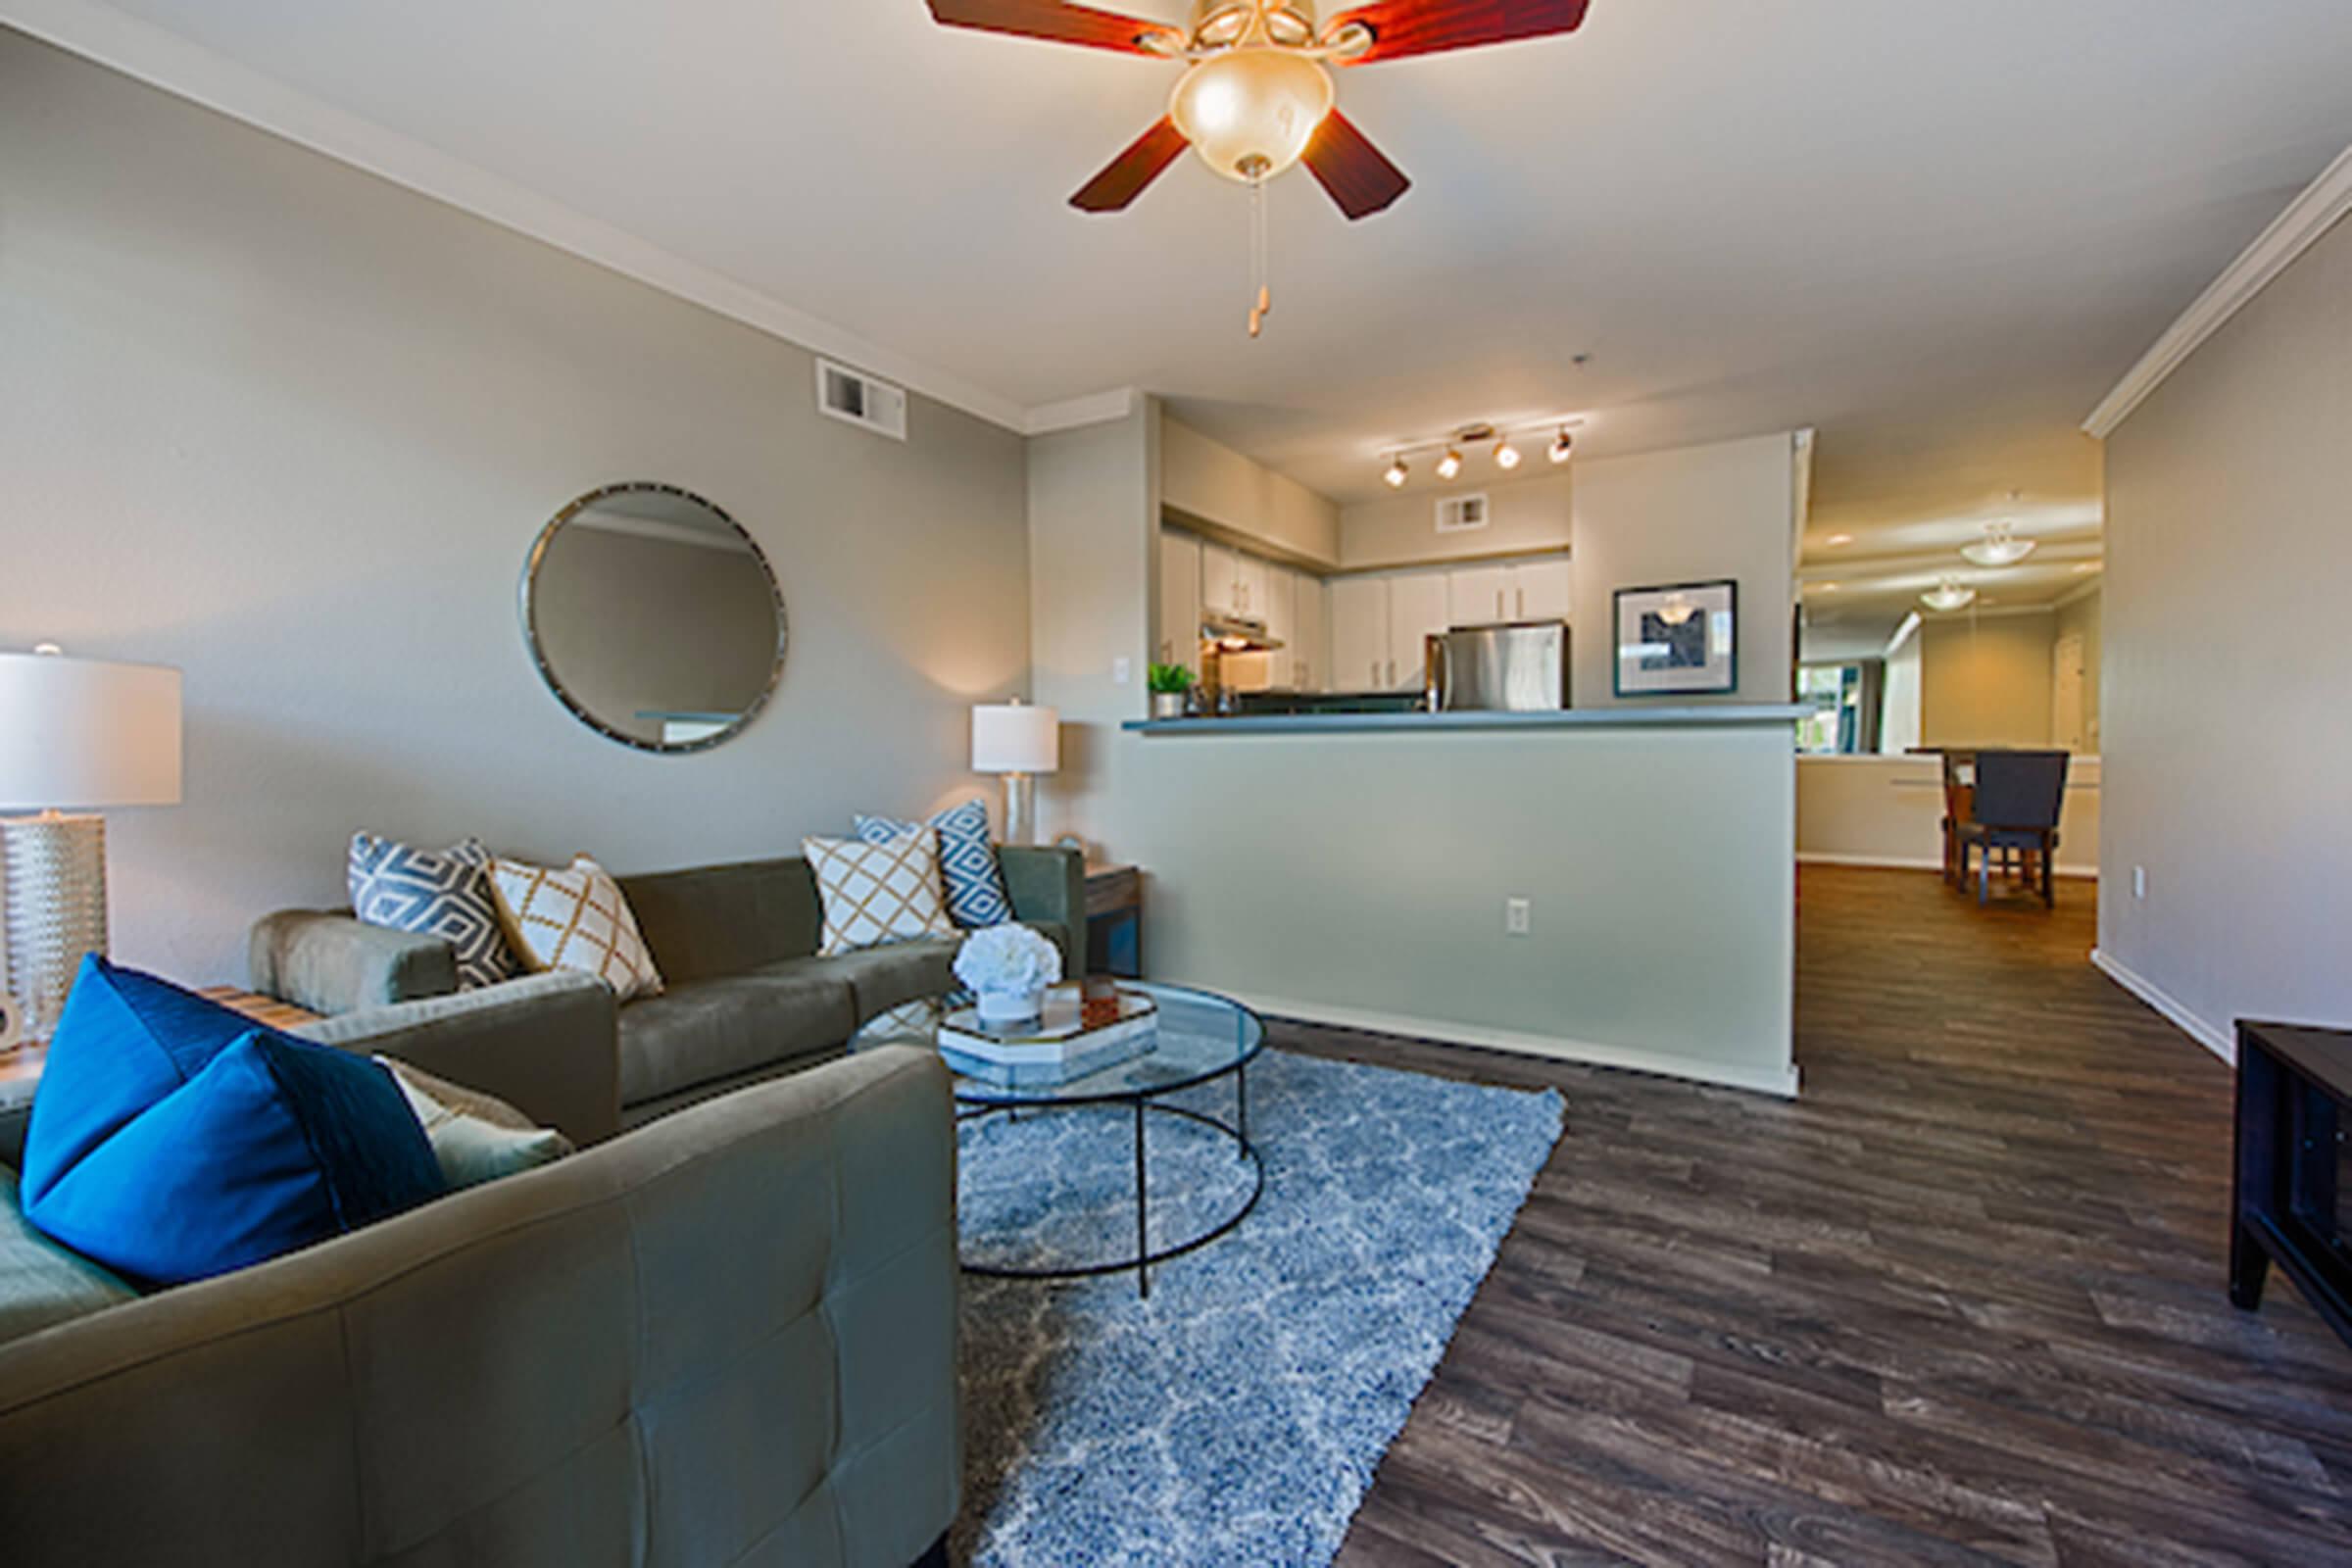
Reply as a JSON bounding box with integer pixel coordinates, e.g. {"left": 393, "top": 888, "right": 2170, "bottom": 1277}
{"left": 1383, "top": 455, "right": 1409, "bottom": 488}
{"left": 1494, "top": 438, "right": 1521, "bottom": 470}
{"left": 1436, "top": 447, "right": 1463, "bottom": 480}
{"left": 1547, "top": 427, "right": 1574, "bottom": 465}
{"left": 1167, "top": 48, "right": 1335, "bottom": 184}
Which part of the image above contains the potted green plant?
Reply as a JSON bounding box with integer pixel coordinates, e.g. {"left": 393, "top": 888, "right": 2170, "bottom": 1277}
{"left": 1147, "top": 662, "right": 1194, "bottom": 720}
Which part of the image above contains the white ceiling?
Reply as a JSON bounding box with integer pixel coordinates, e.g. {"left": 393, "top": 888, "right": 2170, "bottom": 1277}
{"left": 19, "top": 0, "right": 2352, "bottom": 580}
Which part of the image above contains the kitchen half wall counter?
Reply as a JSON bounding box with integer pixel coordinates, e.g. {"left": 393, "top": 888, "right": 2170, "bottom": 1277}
{"left": 1126, "top": 705, "right": 1807, "bottom": 735}
{"left": 1077, "top": 711, "right": 1801, "bottom": 1096}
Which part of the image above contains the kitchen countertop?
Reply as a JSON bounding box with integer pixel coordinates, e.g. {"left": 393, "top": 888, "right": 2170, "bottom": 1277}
{"left": 1125, "top": 705, "right": 1808, "bottom": 735}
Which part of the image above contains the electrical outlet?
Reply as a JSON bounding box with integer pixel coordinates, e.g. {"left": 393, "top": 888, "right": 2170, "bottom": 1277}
{"left": 1111, "top": 657, "right": 1132, "bottom": 685}
{"left": 2132, "top": 865, "right": 2146, "bottom": 901}
{"left": 1505, "top": 897, "right": 1532, "bottom": 936}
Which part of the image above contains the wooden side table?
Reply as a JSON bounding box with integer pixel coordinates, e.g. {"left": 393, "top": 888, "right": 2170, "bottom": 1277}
{"left": 1084, "top": 864, "right": 1144, "bottom": 979}
{"left": 0, "top": 989, "right": 321, "bottom": 1115}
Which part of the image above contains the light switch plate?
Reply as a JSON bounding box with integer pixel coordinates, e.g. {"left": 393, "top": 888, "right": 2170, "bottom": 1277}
{"left": 1112, "top": 657, "right": 1131, "bottom": 685}
{"left": 1505, "top": 897, "right": 1532, "bottom": 936}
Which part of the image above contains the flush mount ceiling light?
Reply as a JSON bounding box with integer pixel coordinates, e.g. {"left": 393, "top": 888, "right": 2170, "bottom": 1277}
{"left": 925, "top": 1, "right": 1595, "bottom": 335}
{"left": 1961, "top": 518, "right": 2035, "bottom": 568}
{"left": 1379, "top": 417, "right": 1583, "bottom": 486}
{"left": 1921, "top": 576, "right": 1977, "bottom": 612}
{"left": 1824, "top": 533, "right": 1854, "bottom": 546}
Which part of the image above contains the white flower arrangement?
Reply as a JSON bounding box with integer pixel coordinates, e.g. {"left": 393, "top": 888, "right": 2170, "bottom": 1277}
{"left": 954, "top": 923, "right": 1063, "bottom": 998}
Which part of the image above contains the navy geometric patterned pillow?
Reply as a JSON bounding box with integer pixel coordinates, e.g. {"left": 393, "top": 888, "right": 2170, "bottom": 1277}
{"left": 348, "top": 834, "right": 520, "bottom": 991}
{"left": 854, "top": 799, "right": 1013, "bottom": 929}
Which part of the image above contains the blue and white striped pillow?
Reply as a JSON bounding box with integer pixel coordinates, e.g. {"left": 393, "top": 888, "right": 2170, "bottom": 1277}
{"left": 854, "top": 799, "right": 1012, "bottom": 930}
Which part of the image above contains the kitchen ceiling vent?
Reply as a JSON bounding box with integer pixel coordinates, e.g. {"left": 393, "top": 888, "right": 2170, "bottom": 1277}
{"left": 1435, "top": 493, "right": 1490, "bottom": 533}
{"left": 815, "top": 360, "right": 907, "bottom": 441}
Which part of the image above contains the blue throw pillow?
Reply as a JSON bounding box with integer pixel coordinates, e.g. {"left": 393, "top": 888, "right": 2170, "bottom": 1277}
{"left": 855, "top": 799, "right": 1013, "bottom": 929}
{"left": 348, "top": 833, "right": 519, "bottom": 991}
{"left": 20, "top": 956, "right": 446, "bottom": 1287}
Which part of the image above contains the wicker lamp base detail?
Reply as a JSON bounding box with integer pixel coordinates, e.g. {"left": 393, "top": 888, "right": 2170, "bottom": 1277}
{"left": 2, "top": 812, "right": 109, "bottom": 1046}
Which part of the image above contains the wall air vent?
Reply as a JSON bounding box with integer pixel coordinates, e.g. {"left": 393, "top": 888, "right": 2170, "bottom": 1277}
{"left": 1436, "top": 493, "right": 1490, "bottom": 534}
{"left": 815, "top": 360, "right": 907, "bottom": 441}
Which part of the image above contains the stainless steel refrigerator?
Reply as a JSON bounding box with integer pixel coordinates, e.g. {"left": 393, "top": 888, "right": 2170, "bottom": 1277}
{"left": 1427, "top": 622, "right": 1569, "bottom": 711}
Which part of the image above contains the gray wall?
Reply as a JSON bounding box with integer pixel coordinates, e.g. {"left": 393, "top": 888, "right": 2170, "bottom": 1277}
{"left": 1918, "top": 612, "right": 2055, "bottom": 748}
{"left": 1570, "top": 434, "right": 1799, "bottom": 709}
{"left": 0, "top": 32, "right": 1030, "bottom": 982}
{"left": 2100, "top": 210, "right": 2352, "bottom": 1053}
{"left": 1339, "top": 470, "right": 1573, "bottom": 570}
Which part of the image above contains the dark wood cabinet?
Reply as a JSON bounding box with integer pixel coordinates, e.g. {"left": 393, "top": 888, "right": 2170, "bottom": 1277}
{"left": 2231, "top": 1020, "right": 2352, "bottom": 1349}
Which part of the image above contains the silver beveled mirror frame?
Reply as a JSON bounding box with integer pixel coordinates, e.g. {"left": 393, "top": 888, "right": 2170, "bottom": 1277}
{"left": 519, "top": 480, "right": 789, "bottom": 756}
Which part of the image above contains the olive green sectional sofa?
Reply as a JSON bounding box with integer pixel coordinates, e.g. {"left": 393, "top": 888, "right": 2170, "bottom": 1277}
{"left": 0, "top": 992, "right": 959, "bottom": 1568}
{"left": 249, "top": 846, "right": 1086, "bottom": 1128}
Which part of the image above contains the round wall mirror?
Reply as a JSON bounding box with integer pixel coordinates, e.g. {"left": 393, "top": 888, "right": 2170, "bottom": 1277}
{"left": 521, "top": 482, "right": 786, "bottom": 753}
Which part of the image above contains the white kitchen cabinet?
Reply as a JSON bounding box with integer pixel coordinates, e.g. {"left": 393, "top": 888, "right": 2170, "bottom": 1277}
{"left": 1329, "top": 576, "right": 1389, "bottom": 693}
{"left": 1387, "top": 573, "right": 1450, "bottom": 690}
{"left": 1260, "top": 565, "right": 1298, "bottom": 688}
{"left": 1158, "top": 528, "right": 1201, "bottom": 667}
{"left": 1200, "top": 540, "right": 1239, "bottom": 617}
{"left": 1294, "top": 574, "right": 1328, "bottom": 693}
{"left": 1512, "top": 556, "right": 1574, "bottom": 622}
{"left": 1234, "top": 554, "right": 1268, "bottom": 620}
{"left": 1446, "top": 564, "right": 1513, "bottom": 627}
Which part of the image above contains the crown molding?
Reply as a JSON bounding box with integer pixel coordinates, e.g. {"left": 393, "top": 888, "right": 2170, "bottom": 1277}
{"left": 2083, "top": 141, "right": 2352, "bottom": 438}
{"left": 4, "top": 0, "right": 1039, "bottom": 433}
{"left": 1023, "top": 388, "right": 1139, "bottom": 435}
{"left": 2050, "top": 572, "right": 2104, "bottom": 611}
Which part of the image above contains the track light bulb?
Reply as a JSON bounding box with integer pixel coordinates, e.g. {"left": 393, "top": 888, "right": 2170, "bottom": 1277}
{"left": 1494, "top": 439, "right": 1521, "bottom": 470}
{"left": 1437, "top": 447, "right": 1463, "bottom": 480}
{"left": 1547, "top": 427, "right": 1574, "bottom": 465}
{"left": 1383, "top": 456, "right": 1408, "bottom": 488}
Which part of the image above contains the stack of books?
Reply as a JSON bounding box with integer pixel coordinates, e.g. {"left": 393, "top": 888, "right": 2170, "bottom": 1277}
{"left": 939, "top": 984, "right": 1158, "bottom": 1088}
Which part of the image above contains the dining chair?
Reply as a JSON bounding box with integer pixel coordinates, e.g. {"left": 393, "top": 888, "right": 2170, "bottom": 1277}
{"left": 1954, "top": 750, "right": 2071, "bottom": 907}
{"left": 1937, "top": 751, "right": 1975, "bottom": 886}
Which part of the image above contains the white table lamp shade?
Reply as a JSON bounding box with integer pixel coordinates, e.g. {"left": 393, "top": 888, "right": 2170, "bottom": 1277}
{"left": 0, "top": 653, "right": 182, "bottom": 809}
{"left": 0, "top": 650, "right": 183, "bottom": 1046}
{"left": 971, "top": 702, "right": 1059, "bottom": 776}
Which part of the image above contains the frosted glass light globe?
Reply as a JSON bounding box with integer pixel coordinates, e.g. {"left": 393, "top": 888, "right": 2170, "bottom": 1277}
{"left": 1169, "top": 50, "right": 1336, "bottom": 182}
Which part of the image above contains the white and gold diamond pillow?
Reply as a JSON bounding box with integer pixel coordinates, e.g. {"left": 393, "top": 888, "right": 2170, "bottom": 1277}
{"left": 489, "top": 854, "right": 664, "bottom": 1002}
{"left": 804, "top": 831, "right": 956, "bottom": 956}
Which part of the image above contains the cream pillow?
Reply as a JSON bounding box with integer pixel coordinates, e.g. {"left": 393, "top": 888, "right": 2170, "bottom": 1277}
{"left": 804, "top": 830, "right": 956, "bottom": 956}
{"left": 378, "top": 1058, "right": 573, "bottom": 1191}
{"left": 489, "top": 854, "right": 664, "bottom": 1002}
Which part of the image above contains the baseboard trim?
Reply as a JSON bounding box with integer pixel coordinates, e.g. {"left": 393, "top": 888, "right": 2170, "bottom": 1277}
{"left": 2090, "top": 948, "right": 2234, "bottom": 1066}
{"left": 1202, "top": 988, "right": 1800, "bottom": 1100}
{"left": 1797, "top": 853, "right": 2095, "bottom": 880}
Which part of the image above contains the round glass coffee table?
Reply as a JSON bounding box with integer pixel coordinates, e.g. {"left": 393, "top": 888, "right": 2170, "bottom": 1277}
{"left": 850, "top": 981, "right": 1265, "bottom": 1298}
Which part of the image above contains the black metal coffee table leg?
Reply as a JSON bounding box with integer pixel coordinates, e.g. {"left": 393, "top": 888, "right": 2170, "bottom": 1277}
{"left": 1133, "top": 1096, "right": 1150, "bottom": 1298}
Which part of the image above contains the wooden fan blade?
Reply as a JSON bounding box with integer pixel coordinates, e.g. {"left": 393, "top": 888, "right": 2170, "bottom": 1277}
{"left": 1302, "top": 110, "right": 1410, "bottom": 219}
{"left": 926, "top": 0, "right": 1184, "bottom": 56}
{"left": 1327, "top": 0, "right": 1592, "bottom": 64}
{"left": 1070, "top": 117, "right": 1191, "bottom": 212}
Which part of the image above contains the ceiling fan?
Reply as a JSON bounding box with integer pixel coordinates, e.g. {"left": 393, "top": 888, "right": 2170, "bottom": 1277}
{"left": 924, "top": 0, "right": 1593, "bottom": 333}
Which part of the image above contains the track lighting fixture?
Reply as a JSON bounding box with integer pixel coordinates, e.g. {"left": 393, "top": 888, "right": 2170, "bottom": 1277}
{"left": 1375, "top": 417, "right": 1582, "bottom": 486}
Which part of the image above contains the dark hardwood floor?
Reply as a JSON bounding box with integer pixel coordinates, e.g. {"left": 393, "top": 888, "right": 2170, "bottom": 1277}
{"left": 1288, "top": 864, "right": 2352, "bottom": 1567}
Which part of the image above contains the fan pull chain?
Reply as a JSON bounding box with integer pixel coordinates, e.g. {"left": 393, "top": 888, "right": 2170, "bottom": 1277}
{"left": 1248, "top": 175, "right": 1272, "bottom": 338}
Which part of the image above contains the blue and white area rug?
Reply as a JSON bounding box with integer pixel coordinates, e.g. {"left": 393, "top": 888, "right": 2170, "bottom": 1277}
{"left": 954, "top": 1048, "right": 1565, "bottom": 1567}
